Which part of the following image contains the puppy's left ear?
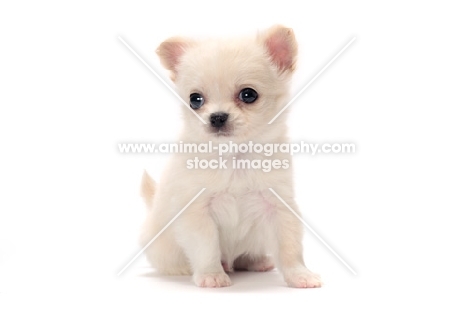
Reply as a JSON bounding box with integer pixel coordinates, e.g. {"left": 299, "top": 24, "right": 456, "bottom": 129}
{"left": 259, "top": 25, "right": 298, "bottom": 73}
{"left": 156, "top": 37, "right": 195, "bottom": 81}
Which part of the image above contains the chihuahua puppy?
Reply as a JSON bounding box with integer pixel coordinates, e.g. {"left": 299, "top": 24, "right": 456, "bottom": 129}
{"left": 140, "top": 25, "right": 322, "bottom": 288}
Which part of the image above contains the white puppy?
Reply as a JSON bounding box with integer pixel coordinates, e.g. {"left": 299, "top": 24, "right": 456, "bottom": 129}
{"left": 140, "top": 25, "right": 322, "bottom": 288}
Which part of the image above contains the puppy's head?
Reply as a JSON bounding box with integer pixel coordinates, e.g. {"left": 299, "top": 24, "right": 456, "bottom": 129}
{"left": 157, "top": 25, "right": 297, "bottom": 143}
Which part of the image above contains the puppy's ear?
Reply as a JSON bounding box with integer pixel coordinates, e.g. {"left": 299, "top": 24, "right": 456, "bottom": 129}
{"left": 259, "top": 25, "right": 298, "bottom": 73}
{"left": 156, "top": 37, "right": 194, "bottom": 80}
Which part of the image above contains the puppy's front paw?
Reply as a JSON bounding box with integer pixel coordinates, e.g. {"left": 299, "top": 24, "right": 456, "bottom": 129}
{"left": 194, "top": 272, "right": 232, "bottom": 288}
{"left": 284, "top": 268, "right": 322, "bottom": 288}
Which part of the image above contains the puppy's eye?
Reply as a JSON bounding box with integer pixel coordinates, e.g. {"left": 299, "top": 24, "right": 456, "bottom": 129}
{"left": 189, "top": 93, "right": 205, "bottom": 109}
{"left": 238, "top": 88, "right": 258, "bottom": 104}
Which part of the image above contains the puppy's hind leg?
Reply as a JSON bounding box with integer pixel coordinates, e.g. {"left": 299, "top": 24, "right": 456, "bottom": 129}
{"left": 139, "top": 172, "right": 191, "bottom": 275}
{"left": 143, "top": 237, "right": 192, "bottom": 275}
{"left": 233, "top": 254, "right": 275, "bottom": 272}
{"left": 140, "top": 211, "right": 192, "bottom": 275}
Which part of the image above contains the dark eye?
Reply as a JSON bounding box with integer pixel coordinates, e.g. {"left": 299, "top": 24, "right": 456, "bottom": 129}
{"left": 189, "top": 93, "right": 205, "bottom": 109}
{"left": 238, "top": 88, "right": 258, "bottom": 104}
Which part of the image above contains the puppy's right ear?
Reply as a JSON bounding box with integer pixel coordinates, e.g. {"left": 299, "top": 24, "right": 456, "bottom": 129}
{"left": 156, "top": 37, "right": 194, "bottom": 81}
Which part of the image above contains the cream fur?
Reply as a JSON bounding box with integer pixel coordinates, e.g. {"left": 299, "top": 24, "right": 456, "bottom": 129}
{"left": 140, "top": 25, "right": 322, "bottom": 288}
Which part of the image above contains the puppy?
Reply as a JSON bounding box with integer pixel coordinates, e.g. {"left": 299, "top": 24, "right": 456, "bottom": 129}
{"left": 140, "top": 25, "right": 322, "bottom": 288}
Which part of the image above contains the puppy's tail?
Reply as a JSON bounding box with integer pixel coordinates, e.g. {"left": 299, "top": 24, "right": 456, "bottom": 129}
{"left": 140, "top": 170, "right": 157, "bottom": 210}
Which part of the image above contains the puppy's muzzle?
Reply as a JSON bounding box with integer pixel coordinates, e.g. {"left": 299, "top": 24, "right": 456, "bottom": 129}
{"left": 210, "top": 112, "right": 229, "bottom": 128}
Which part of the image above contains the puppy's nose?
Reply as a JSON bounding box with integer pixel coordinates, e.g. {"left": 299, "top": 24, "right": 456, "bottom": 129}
{"left": 210, "top": 112, "right": 229, "bottom": 128}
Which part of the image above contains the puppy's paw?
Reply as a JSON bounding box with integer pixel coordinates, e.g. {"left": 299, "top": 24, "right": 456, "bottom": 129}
{"left": 284, "top": 268, "right": 322, "bottom": 288}
{"left": 234, "top": 255, "right": 275, "bottom": 272}
{"left": 194, "top": 272, "right": 232, "bottom": 288}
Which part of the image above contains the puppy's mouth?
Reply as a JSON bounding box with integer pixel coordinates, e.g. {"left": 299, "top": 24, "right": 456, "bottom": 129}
{"left": 210, "top": 128, "right": 232, "bottom": 137}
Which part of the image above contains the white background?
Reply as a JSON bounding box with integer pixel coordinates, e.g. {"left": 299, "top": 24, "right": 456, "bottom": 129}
{"left": 1, "top": 0, "right": 467, "bottom": 310}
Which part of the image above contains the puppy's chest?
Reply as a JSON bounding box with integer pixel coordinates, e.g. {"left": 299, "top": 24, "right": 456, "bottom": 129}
{"left": 213, "top": 156, "right": 273, "bottom": 191}
{"left": 208, "top": 190, "right": 275, "bottom": 234}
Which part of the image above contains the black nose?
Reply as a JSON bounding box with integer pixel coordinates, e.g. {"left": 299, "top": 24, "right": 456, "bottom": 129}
{"left": 210, "top": 112, "right": 229, "bottom": 128}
